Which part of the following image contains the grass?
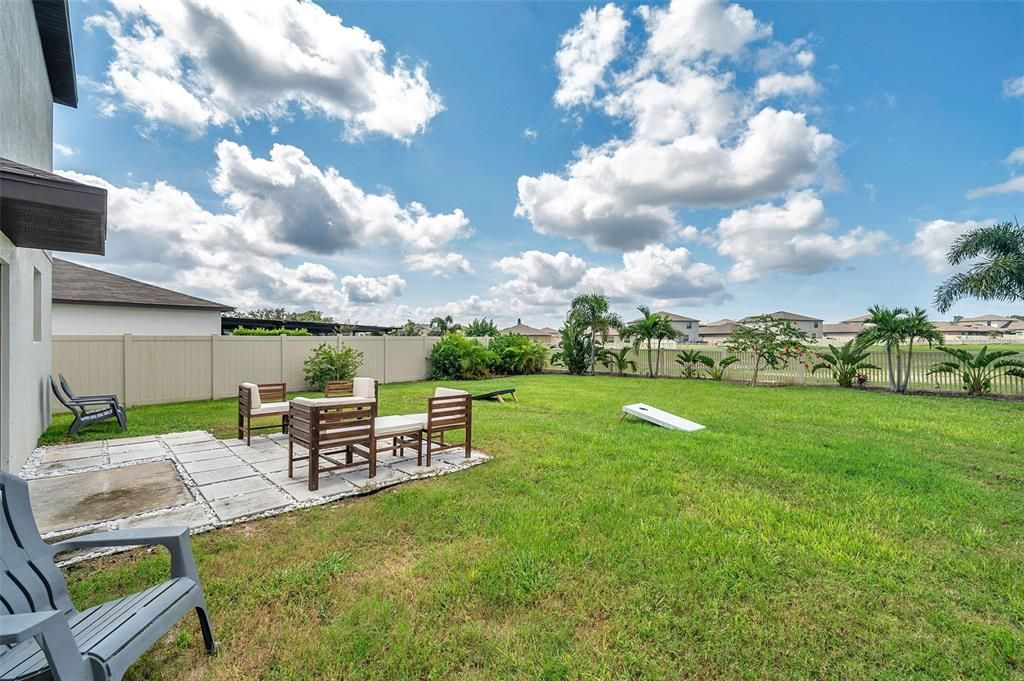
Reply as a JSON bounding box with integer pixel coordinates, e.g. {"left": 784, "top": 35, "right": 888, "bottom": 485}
{"left": 47, "top": 375, "right": 1023, "bottom": 679}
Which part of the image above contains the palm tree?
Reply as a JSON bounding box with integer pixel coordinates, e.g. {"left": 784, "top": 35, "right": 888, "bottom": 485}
{"left": 811, "top": 340, "right": 881, "bottom": 388}
{"left": 934, "top": 220, "right": 1024, "bottom": 312}
{"left": 600, "top": 346, "right": 636, "bottom": 376}
{"left": 621, "top": 306, "right": 676, "bottom": 378}
{"left": 857, "top": 305, "right": 908, "bottom": 392}
{"left": 504, "top": 339, "right": 548, "bottom": 374}
{"left": 675, "top": 349, "right": 711, "bottom": 379}
{"left": 429, "top": 315, "right": 460, "bottom": 335}
{"left": 927, "top": 345, "right": 1024, "bottom": 395}
{"left": 898, "top": 307, "right": 942, "bottom": 393}
{"left": 568, "top": 293, "right": 622, "bottom": 375}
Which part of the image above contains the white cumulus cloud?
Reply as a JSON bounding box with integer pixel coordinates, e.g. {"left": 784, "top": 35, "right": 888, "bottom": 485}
{"left": 1003, "top": 75, "right": 1024, "bottom": 98}
{"left": 554, "top": 3, "right": 628, "bottom": 108}
{"left": 340, "top": 274, "right": 406, "bottom": 303}
{"left": 906, "top": 218, "right": 995, "bottom": 273}
{"left": 403, "top": 252, "right": 473, "bottom": 276}
{"left": 88, "top": 0, "right": 443, "bottom": 141}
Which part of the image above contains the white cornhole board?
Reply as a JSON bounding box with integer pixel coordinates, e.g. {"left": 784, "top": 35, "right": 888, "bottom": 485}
{"left": 621, "top": 403, "right": 705, "bottom": 432}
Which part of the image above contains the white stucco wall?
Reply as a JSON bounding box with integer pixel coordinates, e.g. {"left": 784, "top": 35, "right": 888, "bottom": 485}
{"left": 0, "top": 0, "right": 53, "bottom": 170}
{"left": 0, "top": 0, "right": 54, "bottom": 472}
{"left": 0, "top": 237, "right": 53, "bottom": 472}
{"left": 53, "top": 304, "right": 224, "bottom": 336}
{"left": 669, "top": 320, "right": 700, "bottom": 343}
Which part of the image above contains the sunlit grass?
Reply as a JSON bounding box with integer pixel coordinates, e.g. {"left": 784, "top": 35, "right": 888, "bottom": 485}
{"left": 54, "top": 375, "right": 1023, "bottom": 679}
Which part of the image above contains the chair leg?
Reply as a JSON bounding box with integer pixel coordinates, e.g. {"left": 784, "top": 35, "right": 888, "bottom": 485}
{"left": 308, "top": 446, "right": 319, "bottom": 492}
{"left": 282, "top": 414, "right": 289, "bottom": 435}
{"left": 68, "top": 415, "right": 83, "bottom": 436}
{"left": 246, "top": 416, "right": 251, "bottom": 447}
{"left": 369, "top": 437, "right": 376, "bottom": 478}
{"left": 115, "top": 408, "right": 128, "bottom": 430}
{"left": 288, "top": 438, "right": 294, "bottom": 478}
{"left": 196, "top": 605, "right": 218, "bottom": 654}
{"left": 465, "top": 425, "right": 472, "bottom": 458}
{"left": 426, "top": 431, "right": 432, "bottom": 467}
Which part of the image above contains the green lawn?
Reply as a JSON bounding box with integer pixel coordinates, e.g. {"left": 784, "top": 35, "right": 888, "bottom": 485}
{"left": 50, "top": 375, "right": 1023, "bottom": 679}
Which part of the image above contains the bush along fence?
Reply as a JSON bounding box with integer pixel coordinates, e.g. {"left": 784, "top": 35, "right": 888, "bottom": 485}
{"left": 549, "top": 346, "right": 1024, "bottom": 396}
{"left": 50, "top": 334, "right": 476, "bottom": 410}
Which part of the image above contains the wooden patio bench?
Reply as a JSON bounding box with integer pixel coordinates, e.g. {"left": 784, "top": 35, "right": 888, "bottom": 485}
{"left": 237, "top": 382, "right": 289, "bottom": 446}
{"left": 0, "top": 471, "right": 216, "bottom": 681}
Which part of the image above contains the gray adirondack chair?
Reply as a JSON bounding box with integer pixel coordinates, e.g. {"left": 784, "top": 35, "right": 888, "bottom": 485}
{"left": 58, "top": 375, "right": 124, "bottom": 415}
{"left": 49, "top": 377, "right": 127, "bottom": 435}
{"left": 0, "top": 471, "right": 216, "bottom": 680}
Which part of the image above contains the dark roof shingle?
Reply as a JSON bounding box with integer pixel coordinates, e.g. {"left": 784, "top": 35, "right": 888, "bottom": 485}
{"left": 52, "top": 258, "right": 233, "bottom": 311}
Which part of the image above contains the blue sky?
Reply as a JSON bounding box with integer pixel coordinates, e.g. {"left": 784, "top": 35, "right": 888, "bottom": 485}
{"left": 55, "top": 0, "right": 1023, "bottom": 327}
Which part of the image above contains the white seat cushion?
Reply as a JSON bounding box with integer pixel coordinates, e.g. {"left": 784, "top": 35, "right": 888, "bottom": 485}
{"left": 434, "top": 387, "right": 469, "bottom": 397}
{"left": 353, "top": 377, "right": 376, "bottom": 399}
{"left": 292, "top": 396, "right": 374, "bottom": 407}
{"left": 375, "top": 414, "right": 426, "bottom": 437}
{"left": 251, "top": 401, "right": 289, "bottom": 416}
{"left": 241, "top": 382, "right": 261, "bottom": 408}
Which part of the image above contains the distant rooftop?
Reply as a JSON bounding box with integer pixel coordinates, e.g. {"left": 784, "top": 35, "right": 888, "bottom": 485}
{"left": 740, "top": 311, "right": 823, "bottom": 323}
{"left": 501, "top": 323, "right": 550, "bottom": 336}
{"left": 52, "top": 258, "right": 233, "bottom": 311}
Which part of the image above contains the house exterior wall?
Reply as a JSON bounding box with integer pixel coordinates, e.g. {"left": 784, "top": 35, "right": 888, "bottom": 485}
{"left": 670, "top": 320, "right": 700, "bottom": 343}
{"left": 53, "top": 303, "right": 224, "bottom": 336}
{"left": 0, "top": 0, "right": 53, "bottom": 170}
{"left": 0, "top": 0, "right": 54, "bottom": 472}
{"left": 791, "top": 320, "right": 822, "bottom": 338}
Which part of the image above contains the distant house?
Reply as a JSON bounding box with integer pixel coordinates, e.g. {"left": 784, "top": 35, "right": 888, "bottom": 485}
{"left": 839, "top": 314, "right": 871, "bottom": 325}
{"left": 822, "top": 323, "right": 863, "bottom": 344}
{"left": 501, "top": 320, "right": 556, "bottom": 345}
{"left": 52, "top": 258, "right": 233, "bottom": 335}
{"left": 740, "top": 311, "right": 823, "bottom": 339}
{"left": 959, "top": 315, "right": 1016, "bottom": 329}
{"left": 655, "top": 311, "right": 700, "bottom": 343}
{"left": 699, "top": 320, "right": 747, "bottom": 345}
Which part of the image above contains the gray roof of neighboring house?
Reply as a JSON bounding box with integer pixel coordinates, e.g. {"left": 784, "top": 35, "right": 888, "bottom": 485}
{"left": 823, "top": 323, "right": 863, "bottom": 335}
{"left": 740, "top": 310, "right": 822, "bottom": 323}
{"left": 539, "top": 327, "right": 559, "bottom": 335}
{"left": 501, "top": 323, "right": 550, "bottom": 336}
{"left": 52, "top": 258, "right": 233, "bottom": 311}
{"left": 704, "top": 318, "right": 736, "bottom": 327}
{"left": 932, "top": 322, "right": 1003, "bottom": 335}
{"left": 839, "top": 314, "right": 871, "bottom": 324}
{"left": 960, "top": 315, "right": 1015, "bottom": 325}
{"left": 700, "top": 322, "right": 747, "bottom": 336}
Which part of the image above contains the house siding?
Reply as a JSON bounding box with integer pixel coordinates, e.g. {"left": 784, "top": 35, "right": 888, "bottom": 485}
{"left": 53, "top": 303, "right": 224, "bottom": 336}
{"left": 0, "top": 0, "right": 55, "bottom": 472}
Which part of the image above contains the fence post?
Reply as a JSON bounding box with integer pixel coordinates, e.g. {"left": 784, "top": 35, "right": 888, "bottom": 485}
{"left": 382, "top": 334, "right": 388, "bottom": 385}
{"left": 210, "top": 334, "right": 218, "bottom": 400}
{"left": 122, "top": 333, "right": 132, "bottom": 407}
{"left": 280, "top": 334, "right": 286, "bottom": 384}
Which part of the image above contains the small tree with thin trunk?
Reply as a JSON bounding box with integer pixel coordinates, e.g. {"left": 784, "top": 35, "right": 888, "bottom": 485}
{"left": 568, "top": 293, "right": 622, "bottom": 375}
{"left": 724, "top": 316, "right": 810, "bottom": 386}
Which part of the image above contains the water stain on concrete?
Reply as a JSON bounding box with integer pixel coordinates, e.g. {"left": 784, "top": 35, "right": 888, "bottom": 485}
{"left": 28, "top": 461, "right": 193, "bottom": 534}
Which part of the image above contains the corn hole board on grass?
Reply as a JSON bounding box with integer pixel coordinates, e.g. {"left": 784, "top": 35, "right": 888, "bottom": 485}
{"left": 621, "top": 403, "right": 705, "bottom": 432}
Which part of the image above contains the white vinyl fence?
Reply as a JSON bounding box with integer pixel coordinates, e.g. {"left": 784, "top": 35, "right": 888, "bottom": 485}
{"left": 560, "top": 346, "right": 1024, "bottom": 395}
{"left": 52, "top": 334, "right": 447, "bottom": 410}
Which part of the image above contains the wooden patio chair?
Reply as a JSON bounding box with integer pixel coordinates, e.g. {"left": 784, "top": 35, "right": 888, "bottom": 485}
{"left": 237, "top": 382, "right": 289, "bottom": 446}
{"left": 288, "top": 397, "right": 377, "bottom": 491}
{"left": 0, "top": 471, "right": 216, "bottom": 681}
{"left": 323, "top": 377, "right": 377, "bottom": 400}
{"left": 49, "top": 377, "right": 127, "bottom": 435}
{"left": 423, "top": 388, "right": 473, "bottom": 467}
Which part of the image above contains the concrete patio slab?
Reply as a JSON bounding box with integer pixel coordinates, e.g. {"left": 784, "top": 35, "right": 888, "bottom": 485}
{"left": 28, "top": 461, "right": 193, "bottom": 534}
{"left": 22, "top": 429, "right": 491, "bottom": 565}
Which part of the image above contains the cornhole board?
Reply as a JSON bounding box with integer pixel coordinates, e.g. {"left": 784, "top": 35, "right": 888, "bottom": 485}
{"left": 473, "top": 388, "right": 517, "bottom": 403}
{"left": 620, "top": 403, "right": 705, "bottom": 432}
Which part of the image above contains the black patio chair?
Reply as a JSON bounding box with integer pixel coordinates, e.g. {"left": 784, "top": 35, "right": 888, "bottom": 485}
{"left": 59, "top": 374, "right": 124, "bottom": 413}
{"left": 49, "top": 377, "right": 127, "bottom": 435}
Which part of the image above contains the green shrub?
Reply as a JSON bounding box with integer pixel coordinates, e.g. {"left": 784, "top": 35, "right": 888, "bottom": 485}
{"left": 489, "top": 334, "right": 548, "bottom": 375}
{"left": 427, "top": 333, "right": 496, "bottom": 380}
{"left": 231, "top": 327, "right": 311, "bottom": 336}
{"left": 303, "top": 343, "right": 364, "bottom": 389}
{"left": 551, "top": 318, "right": 592, "bottom": 376}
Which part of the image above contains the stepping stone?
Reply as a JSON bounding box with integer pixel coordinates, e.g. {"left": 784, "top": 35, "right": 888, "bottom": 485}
{"left": 108, "top": 444, "right": 168, "bottom": 465}
{"left": 168, "top": 440, "right": 227, "bottom": 455}
{"left": 36, "top": 455, "right": 106, "bottom": 473}
{"left": 198, "top": 476, "right": 273, "bottom": 501}
{"left": 161, "top": 431, "right": 214, "bottom": 444}
{"left": 338, "top": 466, "right": 408, "bottom": 490}
{"left": 118, "top": 503, "right": 215, "bottom": 531}
{"left": 189, "top": 465, "right": 255, "bottom": 486}
{"left": 41, "top": 445, "right": 105, "bottom": 463}
{"left": 182, "top": 456, "right": 243, "bottom": 474}
{"left": 230, "top": 446, "right": 283, "bottom": 464}
{"left": 209, "top": 488, "right": 291, "bottom": 522}
{"left": 28, "top": 461, "right": 192, "bottom": 534}
{"left": 250, "top": 457, "right": 289, "bottom": 475}
{"left": 174, "top": 446, "right": 231, "bottom": 463}
{"left": 106, "top": 435, "right": 159, "bottom": 448}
